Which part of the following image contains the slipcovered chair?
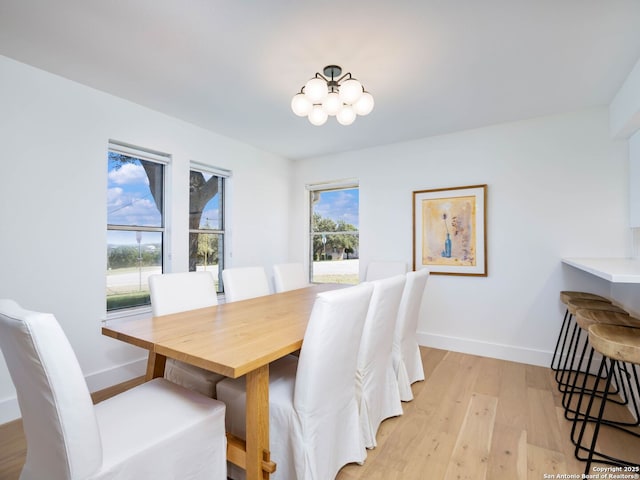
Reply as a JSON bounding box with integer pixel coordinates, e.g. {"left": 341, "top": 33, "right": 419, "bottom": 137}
{"left": 216, "top": 283, "right": 374, "bottom": 480}
{"left": 392, "top": 268, "right": 430, "bottom": 401}
{"left": 365, "top": 261, "right": 407, "bottom": 281}
{"left": 221, "top": 266, "right": 271, "bottom": 302}
{"left": 356, "top": 275, "right": 406, "bottom": 449}
{"left": 0, "top": 299, "right": 227, "bottom": 480}
{"left": 273, "top": 263, "right": 309, "bottom": 293}
{"left": 149, "top": 271, "right": 224, "bottom": 398}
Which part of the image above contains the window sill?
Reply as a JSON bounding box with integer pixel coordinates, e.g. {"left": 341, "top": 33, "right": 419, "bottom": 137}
{"left": 103, "top": 305, "right": 152, "bottom": 323}
{"left": 103, "top": 295, "right": 228, "bottom": 323}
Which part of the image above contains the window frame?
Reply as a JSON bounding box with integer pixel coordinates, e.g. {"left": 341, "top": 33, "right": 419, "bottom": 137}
{"left": 189, "top": 162, "right": 230, "bottom": 294}
{"left": 106, "top": 141, "right": 169, "bottom": 315}
{"left": 307, "top": 179, "right": 360, "bottom": 284}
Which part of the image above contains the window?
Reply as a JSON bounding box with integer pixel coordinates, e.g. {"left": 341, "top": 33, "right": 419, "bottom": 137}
{"left": 189, "top": 164, "right": 228, "bottom": 292}
{"left": 309, "top": 182, "right": 359, "bottom": 284}
{"left": 107, "top": 143, "right": 167, "bottom": 311}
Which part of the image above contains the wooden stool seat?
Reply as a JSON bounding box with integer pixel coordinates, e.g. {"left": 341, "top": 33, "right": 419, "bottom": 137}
{"left": 574, "top": 324, "right": 640, "bottom": 472}
{"left": 560, "top": 291, "right": 610, "bottom": 305}
{"left": 574, "top": 309, "right": 636, "bottom": 331}
{"left": 567, "top": 299, "right": 626, "bottom": 316}
{"left": 551, "top": 292, "right": 614, "bottom": 383}
{"left": 588, "top": 324, "right": 640, "bottom": 365}
{"left": 558, "top": 306, "right": 631, "bottom": 418}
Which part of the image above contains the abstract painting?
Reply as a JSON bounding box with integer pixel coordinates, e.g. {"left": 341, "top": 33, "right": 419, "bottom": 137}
{"left": 413, "top": 185, "right": 487, "bottom": 275}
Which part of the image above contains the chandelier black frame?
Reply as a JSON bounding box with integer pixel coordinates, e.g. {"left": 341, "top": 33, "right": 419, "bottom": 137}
{"left": 291, "top": 65, "right": 374, "bottom": 126}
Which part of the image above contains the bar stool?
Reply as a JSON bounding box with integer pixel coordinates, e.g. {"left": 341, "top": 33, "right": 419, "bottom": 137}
{"left": 563, "top": 309, "right": 640, "bottom": 431}
{"left": 574, "top": 324, "right": 640, "bottom": 472}
{"left": 552, "top": 292, "right": 611, "bottom": 373}
{"left": 556, "top": 299, "right": 627, "bottom": 392}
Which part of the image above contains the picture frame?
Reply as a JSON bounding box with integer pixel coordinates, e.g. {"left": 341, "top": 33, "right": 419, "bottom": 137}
{"left": 412, "top": 184, "right": 487, "bottom": 276}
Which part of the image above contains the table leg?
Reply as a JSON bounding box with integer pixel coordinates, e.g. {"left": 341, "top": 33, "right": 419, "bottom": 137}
{"left": 145, "top": 351, "right": 166, "bottom": 380}
{"left": 245, "top": 364, "right": 271, "bottom": 480}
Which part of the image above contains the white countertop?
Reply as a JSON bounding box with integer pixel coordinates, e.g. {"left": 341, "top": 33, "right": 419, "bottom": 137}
{"left": 562, "top": 257, "right": 640, "bottom": 283}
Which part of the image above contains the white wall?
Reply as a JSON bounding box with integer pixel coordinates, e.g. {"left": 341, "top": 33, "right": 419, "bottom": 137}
{"left": 610, "top": 54, "right": 640, "bottom": 327}
{"left": 0, "top": 52, "right": 634, "bottom": 424}
{"left": 0, "top": 56, "right": 291, "bottom": 423}
{"left": 610, "top": 56, "right": 640, "bottom": 140}
{"left": 291, "top": 109, "right": 631, "bottom": 366}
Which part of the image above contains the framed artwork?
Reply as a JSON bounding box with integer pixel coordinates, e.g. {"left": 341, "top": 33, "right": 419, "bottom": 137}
{"left": 412, "top": 184, "right": 487, "bottom": 276}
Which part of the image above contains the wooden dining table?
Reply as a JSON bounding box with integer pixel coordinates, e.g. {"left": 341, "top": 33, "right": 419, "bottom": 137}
{"left": 102, "top": 283, "right": 342, "bottom": 480}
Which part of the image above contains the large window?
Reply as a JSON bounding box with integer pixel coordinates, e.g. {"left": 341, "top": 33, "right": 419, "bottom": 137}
{"left": 309, "top": 183, "right": 359, "bottom": 284}
{"left": 189, "top": 164, "right": 227, "bottom": 293}
{"left": 107, "top": 143, "right": 166, "bottom": 311}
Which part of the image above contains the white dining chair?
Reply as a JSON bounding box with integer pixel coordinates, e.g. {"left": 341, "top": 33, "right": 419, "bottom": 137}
{"left": 273, "top": 262, "right": 309, "bottom": 293}
{"left": 0, "top": 299, "right": 227, "bottom": 480}
{"left": 393, "top": 268, "right": 430, "bottom": 401}
{"left": 216, "top": 283, "right": 374, "bottom": 480}
{"left": 365, "top": 261, "right": 407, "bottom": 281}
{"left": 356, "top": 274, "right": 406, "bottom": 449}
{"left": 222, "top": 266, "right": 271, "bottom": 302}
{"left": 149, "top": 271, "right": 224, "bottom": 398}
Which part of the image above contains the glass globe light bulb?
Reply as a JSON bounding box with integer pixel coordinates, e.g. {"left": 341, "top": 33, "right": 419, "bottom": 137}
{"left": 305, "top": 77, "right": 329, "bottom": 103}
{"left": 291, "top": 93, "right": 313, "bottom": 117}
{"left": 336, "top": 105, "right": 356, "bottom": 126}
{"left": 353, "top": 91, "right": 374, "bottom": 116}
{"left": 322, "top": 92, "right": 342, "bottom": 116}
{"left": 308, "top": 105, "right": 328, "bottom": 126}
{"left": 338, "top": 78, "right": 363, "bottom": 105}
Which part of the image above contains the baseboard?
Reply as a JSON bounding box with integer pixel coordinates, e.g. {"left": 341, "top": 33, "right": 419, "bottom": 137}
{"left": 0, "top": 396, "right": 20, "bottom": 426}
{"left": 417, "top": 331, "right": 552, "bottom": 367}
{"left": 84, "top": 358, "right": 147, "bottom": 393}
{"left": 0, "top": 357, "right": 146, "bottom": 425}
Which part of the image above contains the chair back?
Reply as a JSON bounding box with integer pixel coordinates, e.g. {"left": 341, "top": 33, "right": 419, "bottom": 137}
{"left": 0, "top": 299, "right": 102, "bottom": 480}
{"left": 149, "top": 271, "right": 217, "bottom": 316}
{"left": 393, "top": 268, "right": 430, "bottom": 400}
{"left": 294, "top": 283, "right": 373, "bottom": 416}
{"left": 358, "top": 275, "right": 406, "bottom": 379}
{"left": 273, "top": 262, "right": 309, "bottom": 293}
{"left": 365, "top": 261, "right": 407, "bottom": 281}
{"left": 395, "top": 269, "right": 430, "bottom": 347}
{"left": 222, "top": 266, "right": 270, "bottom": 302}
{"left": 356, "top": 275, "right": 406, "bottom": 446}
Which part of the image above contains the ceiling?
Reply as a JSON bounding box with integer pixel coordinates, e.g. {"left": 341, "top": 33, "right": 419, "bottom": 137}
{"left": 2, "top": 0, "right": 640, "bottom": 160}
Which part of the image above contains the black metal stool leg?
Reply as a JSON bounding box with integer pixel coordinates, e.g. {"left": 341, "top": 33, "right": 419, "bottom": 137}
{"left": 583, "top": 356, "right": 614, "bottom": 472}
{"left": 551, "top": 308, "right": 571, "bottom": 372}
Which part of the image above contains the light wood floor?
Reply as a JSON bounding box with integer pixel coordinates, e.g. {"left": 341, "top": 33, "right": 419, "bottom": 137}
{"left": 1, "top": 347, "right": 639, "bottom": 480}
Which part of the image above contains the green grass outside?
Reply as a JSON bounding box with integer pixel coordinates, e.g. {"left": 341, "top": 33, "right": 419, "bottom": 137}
{"left": 313, "top": 274, "right": 359, "bottom": 284}
{"left": 107, "top": 291, "right": 150, "bottom": 310}
{"left": 106, "top": 265, "right": 161, "bottom": 275}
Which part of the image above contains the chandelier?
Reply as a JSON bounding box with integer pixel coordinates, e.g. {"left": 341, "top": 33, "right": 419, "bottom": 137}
{"left": 291, "top": 65, "right": 374, "bottom": 126}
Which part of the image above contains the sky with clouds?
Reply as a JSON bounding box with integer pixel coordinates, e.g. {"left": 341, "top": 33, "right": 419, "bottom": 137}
{"left": 108, "top": 158, "right": 222, "bottom": 245}
{"left": 108, "top": 161, "right": 161, "bottom": 227}
{"left": 107, "top": 158, "right": 357, "bottom": 248}
{"left": 108, "top": 159, "right": 161, "bottom": 246}
{"left": 314, "top": 188, "right": 359, "bottom": 228}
